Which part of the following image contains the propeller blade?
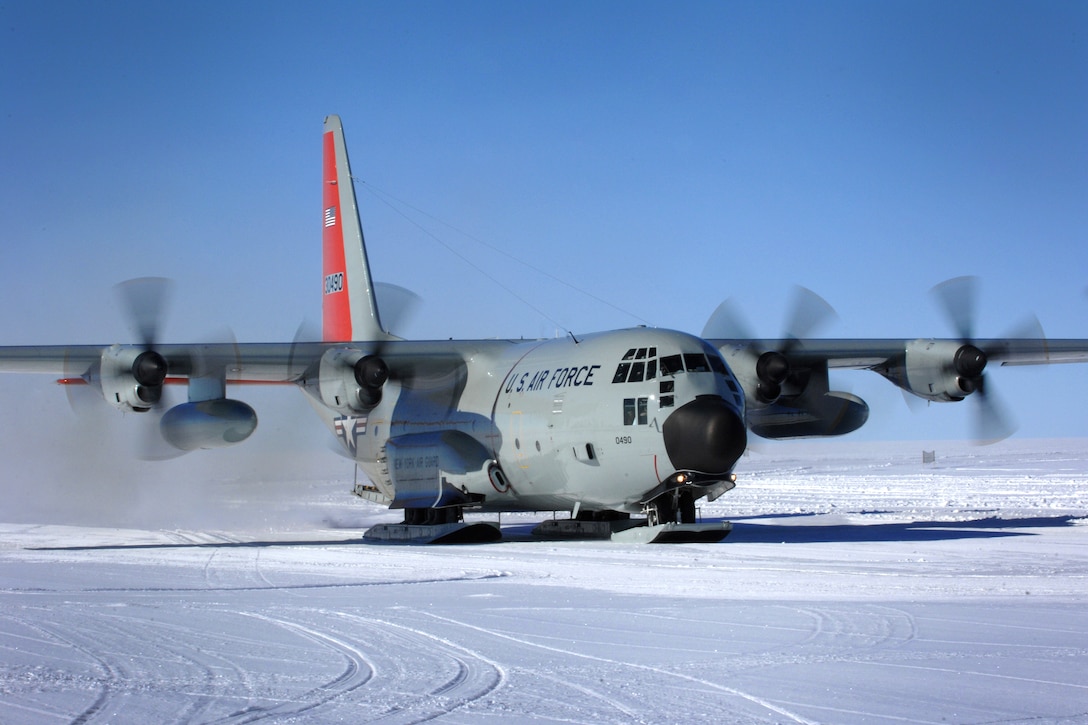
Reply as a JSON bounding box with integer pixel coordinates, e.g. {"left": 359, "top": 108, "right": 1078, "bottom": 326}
{"left": 971, "top": 375, "right": 1016, "bottom": 445}
{"left": 703, "top": 286, "right": 838, "bottom": 405}
{"left": 931, "top": 275, "right": 978, "bottom": 342}
{"left": 1002, "top": 313, "right": 1045, "bottom": 344}
{"left": 702, "top": 298, "right": 756, "bottom": 340}
{"left": 115, "top": 277, "right": 173, "bottom": 348}
{"left": 784, "top": 285, "right": 838, "bottom": 342}
{"left": 929, "top": 276, "right": 1030, "bottom": 445}
{"left": 781, "top": 285, "right": 838, "bottom": 358}
{"left": 138, "top": 392, "right": 187, "bottom": 461}
{"left": 374, "top": 282, "right": 421, "bottom": 338}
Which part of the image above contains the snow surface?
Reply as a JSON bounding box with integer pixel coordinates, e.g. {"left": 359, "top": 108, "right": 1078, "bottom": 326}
{"left": 2, "top": 439, "right": 1087, "bottom": 724}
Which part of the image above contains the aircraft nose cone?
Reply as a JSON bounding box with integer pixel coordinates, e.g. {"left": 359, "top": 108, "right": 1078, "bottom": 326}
{"left": 662, "top": 395, "right": 747, "bottom": 474}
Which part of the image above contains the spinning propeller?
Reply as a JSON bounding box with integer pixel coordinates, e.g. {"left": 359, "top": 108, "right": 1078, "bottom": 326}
{"left": 703, "top": 286, "right": 838, "bottom": 403}
{"left": 930, "top": 275, "right": 1044, "bottom": 445}
{"left": 115, "top": 277, "right": 172, "bottom": 406}
{"left": 62, "top": 277, "right": 190, "bottom": 459}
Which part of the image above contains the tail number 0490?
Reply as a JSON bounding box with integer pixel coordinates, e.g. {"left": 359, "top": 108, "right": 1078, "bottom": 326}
{"left": 324, "top": 272, "right": 344, "bottom": 295}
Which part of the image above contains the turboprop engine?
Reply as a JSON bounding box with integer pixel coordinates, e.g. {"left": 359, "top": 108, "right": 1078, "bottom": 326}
{"left": 94, "top": 344, "right": 169, "bottom": 412}
{"left": 317, "top": 347, "right": 389, "bottom": 414}
{"left": 879, "top": 339, "right": 987, "bottom": 402}
{"left": 88, "top": 344, "right": 258, "bottom": 453}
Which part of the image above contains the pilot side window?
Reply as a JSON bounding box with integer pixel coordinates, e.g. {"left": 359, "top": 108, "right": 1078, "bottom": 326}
{"left": 623, "top": 397, "right": 650, "bottom": 425}
{"left": 684, "top": 353, "right": 710, "bottom": 373}
{"left": 660, "top": 354, "right": 683, "bottom": 376}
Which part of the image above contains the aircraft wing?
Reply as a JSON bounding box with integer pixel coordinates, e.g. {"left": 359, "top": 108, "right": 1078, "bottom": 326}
{"left": 707, "top": 337, "right": 1088, "bottom": 370}
{"left": 4, "top": 336, "right": 1086, "bottom": 389}
{"left": 705, "top": 335, "right": 1088, "bottom": 441}
{"left": 0, "top": 340, "right": 516, "bottom": 381}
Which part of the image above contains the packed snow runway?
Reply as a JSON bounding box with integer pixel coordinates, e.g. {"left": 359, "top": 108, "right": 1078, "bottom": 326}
{"left": 2, "top": 439, "right": 1087, "bottom": 724}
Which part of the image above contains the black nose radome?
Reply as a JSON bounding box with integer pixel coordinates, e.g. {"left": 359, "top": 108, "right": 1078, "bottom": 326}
{"left": 662, "top": 395, "right": 747, "bottom": 475}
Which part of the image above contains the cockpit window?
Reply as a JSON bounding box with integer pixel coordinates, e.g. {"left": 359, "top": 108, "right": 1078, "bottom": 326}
{"left": 659, "top": 354, "right": 683, "bottom": 376}
{"left": 614, "top": 347, "right": 719, "bottom": 383}
{"left": 684, "top": 353, "right": 710, "bottom": 373}
{"left": 613, "top": 347, "right": 661, "bottom": 384}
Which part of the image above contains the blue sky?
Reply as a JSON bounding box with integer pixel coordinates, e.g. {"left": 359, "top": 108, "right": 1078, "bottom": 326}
{"left": 1, "top": 0, "right": 1086, "bottom": 453}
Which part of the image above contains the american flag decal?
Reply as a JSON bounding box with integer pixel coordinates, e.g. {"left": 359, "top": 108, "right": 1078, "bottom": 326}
{"left": 324, "top": 206, "right": 337, "bottom": 227}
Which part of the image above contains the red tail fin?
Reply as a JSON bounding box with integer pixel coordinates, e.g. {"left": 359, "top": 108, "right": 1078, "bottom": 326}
{"left": 321, "top": 115, "right": 386, "bottom": 343}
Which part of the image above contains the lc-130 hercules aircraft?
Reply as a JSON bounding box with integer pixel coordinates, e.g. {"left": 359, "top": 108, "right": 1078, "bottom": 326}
{"left": 3, "top": 115, "right": 1088, "bottom": 543}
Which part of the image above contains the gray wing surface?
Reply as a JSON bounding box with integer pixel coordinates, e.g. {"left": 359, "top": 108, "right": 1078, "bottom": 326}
{"left": 0, "top": 340, "right": 518, "bottom": 382}
{"left": 707, "top": 338, "right": 1088, "bottom": 370}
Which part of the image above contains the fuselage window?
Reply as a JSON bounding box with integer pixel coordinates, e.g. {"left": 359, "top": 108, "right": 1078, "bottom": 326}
{"left": 637, "top": 397, "right": 648, "bottom": 425}
{"left": 660, "top": 395, "right": 675, "bottom": 408}
{"left": 623, "top": 398, "right": 636, "bottom": 425}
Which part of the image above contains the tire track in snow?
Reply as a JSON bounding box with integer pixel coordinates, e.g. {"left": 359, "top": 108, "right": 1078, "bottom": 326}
{"left": 533, "top": 670, "right": 643, "bottom": 720}
{"left": 411, "top": 610, "right": 818, "bottom": 725}
{"left": 209, "top": 613, "right": 376, "bottom": 724}
{"left": 92, "top": 609, "right": 259, "bottom": 724}
{"left": 0, "top": 613, "right": 114, "bottom": 723}
{"left": 335, "top": 612, "right": 507, "bottom": 723}
{"left": 28, "top": 620, "right": 121, "bottom": 725}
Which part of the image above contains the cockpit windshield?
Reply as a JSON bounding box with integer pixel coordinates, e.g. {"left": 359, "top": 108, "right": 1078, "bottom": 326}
{"left": 613, "top": 344, "right": 731, "bottom": 383}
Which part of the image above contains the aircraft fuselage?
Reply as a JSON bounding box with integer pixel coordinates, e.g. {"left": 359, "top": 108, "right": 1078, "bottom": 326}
{"left": 337, "top": 328, "right": 746, "bottom": 515}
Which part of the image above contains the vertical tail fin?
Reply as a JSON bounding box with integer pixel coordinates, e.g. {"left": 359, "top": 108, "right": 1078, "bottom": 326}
{"left": 322, "top": 115, "right": 388, "bottom": 343}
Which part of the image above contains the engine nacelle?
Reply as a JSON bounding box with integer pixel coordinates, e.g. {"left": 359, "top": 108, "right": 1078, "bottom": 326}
{"left": 881, "top": 339, "right": 988, "bottom": 402}
{"left": 95, "top": 345, "right": 169, "bottom": 412}
{"left": 159, "top": 399, "right": 258, "bottom": 450}
{"left": 720, "top": 347, "right": 791, "bottom": 406}
{"left": 317, "top": 347, "right": 389, "bottom": 414}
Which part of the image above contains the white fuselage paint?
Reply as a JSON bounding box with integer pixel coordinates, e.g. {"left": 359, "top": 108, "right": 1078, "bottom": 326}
{"left": 338, "top": 328, "right": 745, "bottom": 515}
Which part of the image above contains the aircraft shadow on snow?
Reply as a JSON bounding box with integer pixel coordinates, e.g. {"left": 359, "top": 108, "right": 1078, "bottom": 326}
{"left": 27, "top": 514, "right": 1084, "bottom": 550}
{"left": 724, "top": 513, "right": 1084, "bottom": 544}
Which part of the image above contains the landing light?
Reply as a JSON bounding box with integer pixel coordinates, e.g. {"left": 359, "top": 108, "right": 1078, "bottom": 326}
{"left": 671, "top": 471, "right": 737, "bottom": 486}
